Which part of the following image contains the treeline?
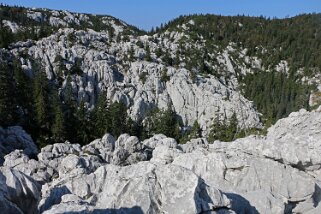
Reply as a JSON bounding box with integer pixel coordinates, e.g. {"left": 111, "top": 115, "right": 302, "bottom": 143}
{"left": 0, "top": 58, "right": 142, "bottom": 147}
{"left": 0, "top": 5, "right": 55, "bottom": 48}
{"left": 240, "top": 70, "right": 312, "bottom": 126}
{"left": 0, "top": 58, "right": 245, "bottom": 146}
{"left": 0, "top": 4, "right": 144, "bottom": 49}
{"left": 156, "top": 13, "right": 321, "bottom": 69}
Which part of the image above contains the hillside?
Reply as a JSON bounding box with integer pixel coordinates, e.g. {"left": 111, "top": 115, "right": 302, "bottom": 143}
{"left": 1, "top": 4, "right": 321, "bottom": 214}
{"left": 0, "top": 5, "right": 320, "bottom": 146}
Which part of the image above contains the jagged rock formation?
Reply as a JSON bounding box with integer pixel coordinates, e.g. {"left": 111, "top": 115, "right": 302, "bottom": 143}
{"left": 1, "top": 108, "right": 321, "bottom": 213}
{"left": 0, "top": 166, "right": 41, "bottom": 214}
{"left": 3, "top": 6, "right": 270, "bottom": 133}
{"left": 10, "top": 27, "right": 261, "bottom": 132}
{"left": 1, "top": 6, "right": 320, "bottom": 136}
{"left": 1, "top": 5, "right": 321, "bottom": 214}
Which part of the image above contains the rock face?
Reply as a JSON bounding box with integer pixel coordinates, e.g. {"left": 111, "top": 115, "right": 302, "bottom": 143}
{"left": 0, "top": 166, "right": 41, "bottom": 214}
{"left": 0, "top": 126, "right": 38, "bottom": 165}
{"left": 6, "top": 6, "right": 264, "bottom": 134}
{"left": 40, "top": 162, "right": 231, "bottom": 214}
{"left": 173, "top": 108, "right": 321, "bottom": 214}
{"left": 1, "top": 108, "right": 321, "bottom": 213}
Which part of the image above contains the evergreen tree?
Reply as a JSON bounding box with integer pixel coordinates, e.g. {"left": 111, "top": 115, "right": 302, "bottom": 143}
{"left": 144, "top": 45, "right": 152, "bottom": 61}
{"left": 51, "top": 90, "right": 66, "bottom": 143}
{"left": 190, "top": 120, "right": 202, "bottom": 139}
{"left": 179, "top": 120, "right": 202, "bottom": 144}
{"left": 63, "top": 75, "right": 78, "bottom": 143}
{"left": 92, "top": 92, "right": 109, "bottom": 138}
{"left": 144, "top": 106, "right": 180, "bottom": 140}
{"left": 0, "top": 61, "right": 17, "bottom": 127}
{"left": 75, "top": 100, "right": 92, "bottom": 145}
{"left": 107, "top": 102, "right": 128, "bottom": 138}
{"left": 208, "top": 115, "right": 226, "bottom": 142}
{"left": 13, "top": 60, "right": 33, "bottom": 126}
{"left": 0, "top": 26, "right": 14, "bottom": 48}
{"left": 33, "top": 70, "right": 49, "bottom": 130}
{"left": 225, "top": 112, "right": 238, "bottom": 142}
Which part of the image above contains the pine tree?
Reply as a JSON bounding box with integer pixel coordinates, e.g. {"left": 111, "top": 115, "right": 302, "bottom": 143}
{"left": 13, "top": 60, "right": 33, "bottom": 126}
{"left": 33, "top": 70, "right": 49, "bottom": 129}
{"left": 76, "top": 100, "right": 91, "bottom": 145}
{"left": 146, "top": 106, "right": 180, "bottom": 140}
{"left": 190, "top": 120, "right": 202, "bottom": 139}
{"left": 92, "top": 92, "right": 109, "bottom": 138}
{"left": 144, "top": 45, "right": 152, "bottom": 62}
{"left": 51, "top": 91, "right": 66, "bottom": 143}
{"left": 225, "top": 112, "right": 238, "bottom": 141}
{"left": 108, "top": 102, "right": 128, "bottom": 138}
{"left": 63, "top": 75, "right": 78, "bottom": 143}
{"left": 0, "top": 26, "right": 14, "bottom": 48}
{"left": 0, "top": 61, "right": 17, "bottom": 127}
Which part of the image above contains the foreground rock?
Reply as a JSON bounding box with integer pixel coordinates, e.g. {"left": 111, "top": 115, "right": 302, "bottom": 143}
{"left": 1, "top": 108, "right": 321, "bottom": 213}
{"left": 40, "top": 162, "right": 232, "bottom": 214}
{"left": 0, "top": 126, "right": 38, "bottom": 165}
{"left": 0, "top": 167, "right": 40, "bottom": 214}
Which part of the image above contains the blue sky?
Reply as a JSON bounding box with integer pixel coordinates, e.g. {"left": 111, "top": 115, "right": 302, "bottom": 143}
{"left": 1, "top": 0, "right": 321, "bottom": 30}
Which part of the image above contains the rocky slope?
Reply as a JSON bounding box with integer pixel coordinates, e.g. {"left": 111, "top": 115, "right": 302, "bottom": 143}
{"left": 1, "top": 6, "right": 321, "bottom": 214}
{"left": 1, "top": 107, "right": 321, "bottom": 213}
{"left": 2, "top": 6, "right": 275, "bottom": 134}
{"left": 1, "top": 6, "right": 321, "bottom": 137}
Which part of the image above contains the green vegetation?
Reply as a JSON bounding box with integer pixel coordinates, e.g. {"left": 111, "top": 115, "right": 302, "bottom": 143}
{"left": 157, "top": 13, "right": 321, "bottom": 69}
{"left": 179, "top": 121, "right": 202, "bottom": 144}
{"left": 240, "top": 70, "right": 312, "bottom": 126}
{"left": 208, "top": 113, "right": 239, "bottom": 142}
{"left": 139, "top": 72, "right": 148, "bottom": 83}
{"left": 160, "top": 69, "right": 170, "bottom": 82}
{"left": 143, "top": 106, "right": 181, "bottom": 140}
{"left": 155, "top": 13, "right": 320, "bottom": 127}
{"left": 0, "top": 5, "right": 320, "bottom": 146}
{"left": 0, "top": 60, "right": 18, "bottom": 126}
{"left": 0, "top": 4, "right": 145, "bottom": 48}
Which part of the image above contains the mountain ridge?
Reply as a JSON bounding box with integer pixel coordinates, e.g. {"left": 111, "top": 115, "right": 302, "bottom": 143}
{"left": 0, "top": 4, "right": 320, "bottom": 145}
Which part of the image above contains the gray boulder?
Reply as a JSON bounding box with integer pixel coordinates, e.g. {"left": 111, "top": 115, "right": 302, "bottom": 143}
{"left": 0, "top": 167, "right": 40, "bottom": 214}
{"left": 39, "top": 162, "right": 231, "bottom": 214}
{"left": 0, "top": 126, "right": 38, "bottom": 165}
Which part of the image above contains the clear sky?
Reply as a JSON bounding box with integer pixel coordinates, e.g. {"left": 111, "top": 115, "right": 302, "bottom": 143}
{"left": 1, "top": 0, "right": 321, "bottom": 30}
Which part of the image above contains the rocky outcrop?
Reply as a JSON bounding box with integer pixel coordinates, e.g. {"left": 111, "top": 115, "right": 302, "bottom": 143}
{"left": 0, "top": 166, "right": 41, "bottom": 214}
{"left": 0, "top": 108, "right": 321, "bottom": 213}
{"left": 0, "top": 126, "right": 38, "bottom": 165}
{"left": 172, "top": 108, "right": 321, "bottom": 214}
{"left": 10, "top": 24, "right": 262, "bottom": 134}
{"left": 40, "top": 162, "right": 232, "bottom": 214}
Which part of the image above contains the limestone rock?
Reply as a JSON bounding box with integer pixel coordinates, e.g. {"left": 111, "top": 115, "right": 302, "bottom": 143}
{"left": 0, "top": 167, "right": 40, "bottom": 214}
{"left": 0, "top": 126, "right": 38, "bottom": 165}
{"left": 39, "top": 162, "right": 231, "bottom": 214}
{"left": 150, "top": 145, "right": 182, "bottom": 164}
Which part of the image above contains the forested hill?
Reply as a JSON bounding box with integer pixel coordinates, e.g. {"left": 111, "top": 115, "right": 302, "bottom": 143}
{"left": 154, "top": 13, "right": 321, "bottom": 126}
{"left": 0, "top": 4, "right": 143, "bottom": 48}
{"left": 156, "top": 13, "right": 321, "bottom": 68}
{"left": 0, "top": 4, "right": 320, "bottom": 147}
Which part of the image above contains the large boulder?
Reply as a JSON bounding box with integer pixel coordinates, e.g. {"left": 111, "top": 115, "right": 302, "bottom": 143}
{"left": 39, "top": 162, "right": 232, "bottom": 213}
{"left": 4, "top": 150, "right": 53, "bottom": 183}
{"left": 0, "top": 167, "right": 41, "bottom": 214}
{"left": 0, "top": 126, "right": 38, "bottom": 165}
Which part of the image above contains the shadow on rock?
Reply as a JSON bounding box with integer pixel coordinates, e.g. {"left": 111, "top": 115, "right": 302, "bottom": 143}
{"left": 67, "top": 206, "right": 144, "bottom": 214}
{"left": 225, "top": 192, "right": 259, "bottom": 214}
{"left": 39, "top": 186, "right": 71, "bottom": 212}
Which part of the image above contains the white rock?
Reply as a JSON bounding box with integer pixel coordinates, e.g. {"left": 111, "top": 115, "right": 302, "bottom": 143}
{"left": 0, "top": 167, "right": 40, "bottom": 214}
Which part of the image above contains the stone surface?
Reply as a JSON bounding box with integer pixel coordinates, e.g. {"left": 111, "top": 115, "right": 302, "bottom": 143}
{"left": 39, "top": 162, "right": 231, "bottom": 214}
{"left": 0, "top": 126, "right": 38, "bottom": 165}
{"left": 0, "top": 167, "right": 41, "bottom": 214}
{"left": 0, "top": 109, "right": 321, "bottom": 213}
